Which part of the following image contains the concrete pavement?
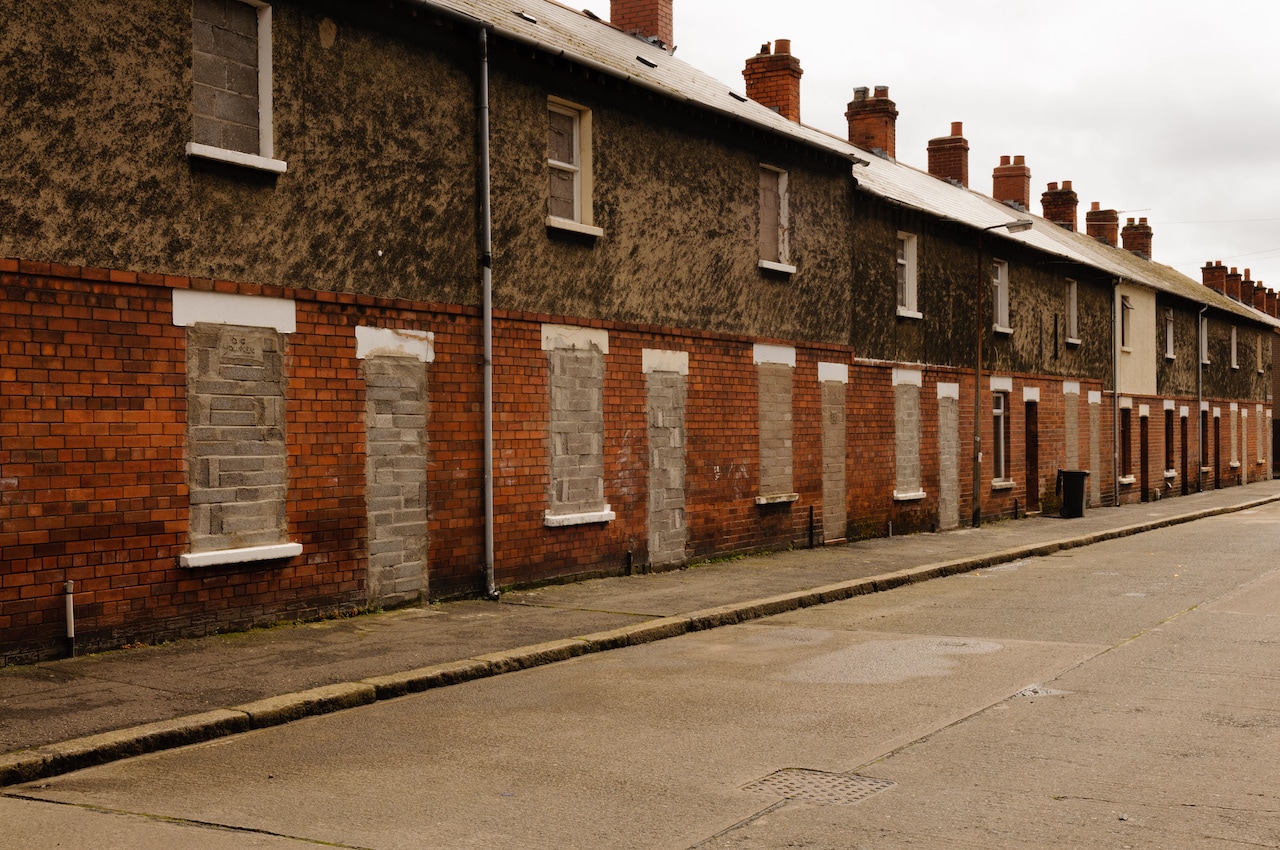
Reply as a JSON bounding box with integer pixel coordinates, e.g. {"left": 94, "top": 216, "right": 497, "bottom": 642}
{"left": 4, "top": 480, "right": 1280, "bottom": 787}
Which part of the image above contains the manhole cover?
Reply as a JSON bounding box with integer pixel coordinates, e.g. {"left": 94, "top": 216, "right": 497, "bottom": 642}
{"left": 743, "top": 769, "right": 895, "bottom": 806}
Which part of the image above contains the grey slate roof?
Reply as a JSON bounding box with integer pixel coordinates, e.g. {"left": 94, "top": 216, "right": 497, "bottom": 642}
{"left": 411, "top": 0, "right": 1277, "bottom": 327}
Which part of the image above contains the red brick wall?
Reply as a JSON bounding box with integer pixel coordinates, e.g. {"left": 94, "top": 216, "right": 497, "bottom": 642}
{"left": 9, "top": 257, "right": 1209, "bottom": 662}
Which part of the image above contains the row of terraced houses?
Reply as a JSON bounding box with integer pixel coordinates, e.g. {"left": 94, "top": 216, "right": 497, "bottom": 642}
{"left": 1, "top": 0, "right": 1276, "bottom": 662}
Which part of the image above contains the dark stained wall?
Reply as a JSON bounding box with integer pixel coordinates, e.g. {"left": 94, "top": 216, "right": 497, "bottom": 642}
{"left": 850, "top": 193, "right": 1113, "bottom": 380}
{"left": 1, "top": 1, "right": 479, "bottom": 303}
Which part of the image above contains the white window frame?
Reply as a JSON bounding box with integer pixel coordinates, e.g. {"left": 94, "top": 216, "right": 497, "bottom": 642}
{"left": 1065, "top": 278, "right": 1080, "bottom": 344}
{"left": 1231, "top": 326, "right": 1239, "bottom": 370}
{"left": 1164, "top": 308, "right": 1175, "bottom": 360}
{"left": 186, "top": 0, "right": 287, "bottom": 174}
{"left": 992, "top": 390, "right": 1010, "bottom": 482}
{"left": 992, "top": 260, "right": 1011, "bottom": 334}
{"left": 1200, "top": 315, "right": 1210, "bottom": 364}
{"left": 1259, "top": 335, "right": 1267, "bottom": 374}
{"left": 758, "top": 165, "right": 795, "bottom": 274}
{"left": 896, "top": 232, "right": 920, "bottom": 318}
{"left": 1120, "top": 295, "right": 1133, "bottom": 351}
{"left": 546, "top": 98, "right": 601, "bottom": 237}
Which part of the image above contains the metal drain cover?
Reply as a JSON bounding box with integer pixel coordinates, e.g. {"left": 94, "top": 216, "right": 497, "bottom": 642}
{"left": 743, "top": 769, "right": 895, "bottom": 806}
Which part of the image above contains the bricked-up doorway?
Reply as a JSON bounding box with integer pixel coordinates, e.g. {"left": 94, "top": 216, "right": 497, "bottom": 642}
{"left": 1139, "top": 413, "right": 1149, "bottom": 502}
{"left": 1214, "top": 414, "right": 1221, "bottom": 489}
{"left": 1181, "top": 414, "right": 1189, "bottom": 496}
{"left": 1024, "top": 401, "right": 1039, "bottom": 512}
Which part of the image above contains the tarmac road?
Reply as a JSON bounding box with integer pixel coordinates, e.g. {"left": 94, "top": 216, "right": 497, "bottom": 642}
{"left": 4, "top": 502, "right": 1280, "bottom": 849}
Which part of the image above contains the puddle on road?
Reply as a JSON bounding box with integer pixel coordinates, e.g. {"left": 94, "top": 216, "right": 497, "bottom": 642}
{"left": 783, "top": 637, "right": 1003, "bottom": 685}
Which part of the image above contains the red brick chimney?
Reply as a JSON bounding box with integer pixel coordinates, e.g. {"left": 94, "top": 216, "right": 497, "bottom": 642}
{"left": 992, "top": 155, "right": 1031, "bottom": 211}
{"left": 743, "top": 40, "right": 803, "bottom": 123}
{"left": 610, "top": 0, "right": 673, "bottom": 48}
{"left": 846, "top": 85, "right": 897, "bottom": 159}
{"left": 1239, "top": 269, "right": 1254, "bottom": 305}
{"left": 1253, "top": 284, "right": 1267, "bottom": 312}
{"left": 1085, "top": 202, "right": 1119, "bottom": 247}
{"left": 1121, "top": 216, "right": 1153, "bottom": 259}
{"left": 1267, "top": 288, "right": 1277, "bottom": 318}
{"left": 1040, "top": 181, "right": 1078, "bottom": 232}
{"left": 926, "top": 122, "right": 969, "bottom": 187}
{"left": 1202, "top": 261, "right": 1227, "bottom": 294}
{"left": 1223, "top": 270, "right": 1244, "bottom": 303}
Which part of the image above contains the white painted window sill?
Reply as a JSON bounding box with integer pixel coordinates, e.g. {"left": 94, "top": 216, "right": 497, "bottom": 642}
{"left": 1165, "top": 354, "right": 1176, "bottom": 361}
{"left": 896, "top": 307, "right": 922, "bottom": 320}
{"left": 758, "top": 260, "right": 797, "bottom": 275}
{"left": 993, "top": 324, "right": 1013, "bottom": 336}
{"left": 991, "top": 479, "right": 1015, "bottom": 490}
{"left": 186, "top": 142, "right": 287, "bottom": 174}
{"left": 1118, "top": 475, "right": 1136, "bottom": 485}
{"left": 893, "top": 489, "right": 927, "bottom": 501}
{"left": 544, "top": 507, "right": 616, "bottom": 527}
{"left": 1201, "top": 466, "right": 1213, "bottom": 473}
{"left": 546, "top": 216, "right": 603, "bottom": 238}
{"left": 1230, "top": 461, "right": 1241, "bottom": 469}
{"left": 180, "top": 542, "right": 302, "bottom": 569}
{"left": 754, "top": 492, "right": 799, "bottom": 505}
{"left": 1066, "top": 337, "right": 1082, "bottom": 347}
{"left": 1164, "top": 469, "right": 1177, "bottom": 479}
{"left": 1120, "top": 346, "right": 1133, "bottom": 354}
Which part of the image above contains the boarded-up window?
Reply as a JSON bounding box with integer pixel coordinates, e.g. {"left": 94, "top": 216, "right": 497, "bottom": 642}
{"left": 193, "top": 0, "right": 263, "bottom": 155}
{"left": 548, "top": 106, "right": 579, "bottom": 221}
{"left": 759, "top": 167, "right": 788, "bottom": 264}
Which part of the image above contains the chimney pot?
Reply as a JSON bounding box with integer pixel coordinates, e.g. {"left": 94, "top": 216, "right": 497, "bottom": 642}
{"left": 846, "top": 84, "right": 898, "bottom": 159}
{"left": 1086, "top": 203, "right": 1119, "bottom": 247}
{"left": 1121, "top": 216, "right": 1154, "bottom": 260}
{"left": 743, "top": 38, "right": 804, "bottom": 122}
{"left": 1202, "top": 261, "right": 1228, "bottom": 294}
{"left": 927, "top": 121, "right": 969, "bottom": 187}
{"left": 993, "top": 154, "right": 1032, "bottom": 211}
{"left": 610, "top": 0, "right": 674, "bottom": 48}
{"left": 1041, "top": 180, "right": 1079, "bottom": 232}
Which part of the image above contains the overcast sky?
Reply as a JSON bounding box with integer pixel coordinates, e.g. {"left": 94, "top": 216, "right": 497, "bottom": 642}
{"left": 657, "top": 0, "right": 1280, "bottom": 291}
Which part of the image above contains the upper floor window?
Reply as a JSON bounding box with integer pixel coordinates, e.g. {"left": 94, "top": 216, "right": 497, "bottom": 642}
{"left": 1120, "top": 295, "right": 1133, "bottom": 350}
{"left": 991, "top": 260, "right": 1010, "bottom": 333}
{"left": 546, "top": 100, "right": 601, "bottom": 237}
{"left": 1164, "top": 308, "right": 1175, "bottom": 359}
{"left": 1065, "top": 279, "right": 1079, "bottom": 344}
{"left": 188, "top": 0, "right": 286, "bottom": 173}
{"left": 1200, "top": 316, "right": 1210, "bottom": 364}
{"left": 1231, "top": 326, "right": 1239, "bottom": 369}
{"left": 1259, "top": 336, "right": 1268, "bottom": 374}
{"left": 758, "top": 166, "right": 795, "bottom": 274}
{"left": 896, "top": 232, "right": 919, "bottom": 317}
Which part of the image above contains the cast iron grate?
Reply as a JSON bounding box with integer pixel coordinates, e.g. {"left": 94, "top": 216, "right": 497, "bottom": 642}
{"left": 743, "top": 768, "right": 895, "bottom": 806}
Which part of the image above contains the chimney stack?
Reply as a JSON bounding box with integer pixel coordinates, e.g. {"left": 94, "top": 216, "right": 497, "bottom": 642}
{"left": 742, "top": 40, "right": 803, "bottom": 123}
{"left": 1202, "top": 261, "right": 1227, "bottom": 294}
{"left": 1267, "top": 288, "right": 1278, "bottom": 318}
{"left": 1240, "top": 269, "right": 1255, "bottom": 305}
{"left": 1121, "top": 216, "right": 1153, "bottom": 259}
{"left": 610, "top": 0, "right": 673, "bottom": 49}
{"left": 927, "top": 122, "right": 969, "bottom": 187}
{"left": 992, "top": 155, "right": 1031, "bottom": 211}
{"left": 846, "top": 85, "right": 897, "bottom": 159}
{"left": 1226, "top": 267, "right": 1242, "bottom": 301}
{"left": 1040, "top": 181, "right": 1079, "bottom": 232}
{"left": 1085, "top": 202, "right": 1119, "bottom": 247}
{"left": 1253, "top": 284, "right": 1268, "bottom": 313}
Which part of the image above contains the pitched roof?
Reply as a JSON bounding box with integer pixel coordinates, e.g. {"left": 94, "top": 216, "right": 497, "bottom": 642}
{"left": 411, "top": 0, "right": 1277, "bottom": 327}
